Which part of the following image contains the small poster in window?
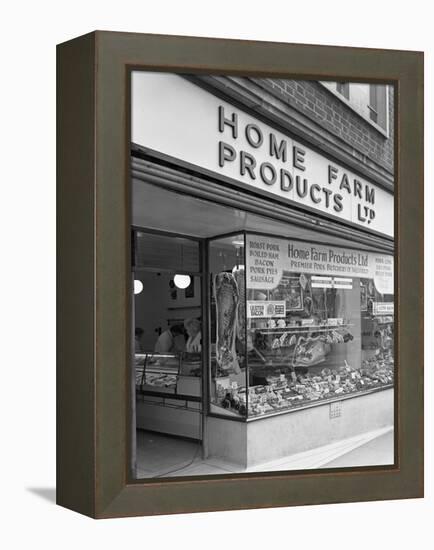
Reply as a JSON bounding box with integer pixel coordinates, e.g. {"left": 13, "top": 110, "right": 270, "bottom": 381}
{"left": 360, "top": 283, "right": 368, "bottom": 311}
{"left": 286, "top": 277, "right": 304, "bottom": 311}
{"left": 247, "top": 300, "right": 286, "bottom": 318}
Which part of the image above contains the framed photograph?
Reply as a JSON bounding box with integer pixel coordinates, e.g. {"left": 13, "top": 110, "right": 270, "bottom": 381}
{"left": 270, "top": 274, "right": 304, "bottom": 312}
{"left": 57, "top": 31, "right": 423, "bottom": 518}
{"left": 185, "top": 280, "right": 195, "bottom": 299}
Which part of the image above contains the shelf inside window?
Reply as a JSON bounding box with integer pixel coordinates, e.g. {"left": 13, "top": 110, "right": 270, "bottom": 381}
{"left": 252, "top": 324, "right": 354, "bottom": 335}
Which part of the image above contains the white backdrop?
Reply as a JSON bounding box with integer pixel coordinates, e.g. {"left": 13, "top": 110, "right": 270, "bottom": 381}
{"left": 1, "top": 1, "right": 432, "bottom": 548}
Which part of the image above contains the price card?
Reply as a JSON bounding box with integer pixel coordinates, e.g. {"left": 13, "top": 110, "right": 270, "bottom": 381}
{"left": 247, "top": 300, "right": 286, "bottom": 318}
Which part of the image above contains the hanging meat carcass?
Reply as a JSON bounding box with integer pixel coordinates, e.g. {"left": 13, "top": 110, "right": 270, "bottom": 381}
{"left": 232, "top": 265, "right": 246, "bottom": 346}
{"left": 214, "top": 272, "right": 241, "bottom": 374}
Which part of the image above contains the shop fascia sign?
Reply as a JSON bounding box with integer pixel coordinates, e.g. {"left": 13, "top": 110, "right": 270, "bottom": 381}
{"left": 217, "top": 106, "right": 376, "bottom": 226}
{"left": 132, "top": 73, "right": 394, "bottom": 237}
{"left": 245, "top": 234, "right": 394, "bottom": 295}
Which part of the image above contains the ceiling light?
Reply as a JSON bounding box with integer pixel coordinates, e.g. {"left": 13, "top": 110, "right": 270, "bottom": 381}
{"left": 174, "top": 274, "right": 191, "bottom": 289}
{"left": 134, "top": 280, "right": 143, "bottom": 295}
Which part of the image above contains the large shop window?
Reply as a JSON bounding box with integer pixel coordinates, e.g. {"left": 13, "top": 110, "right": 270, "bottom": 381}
{"left": 209, "top": 234, "right": 248, "bottom": 418}
{"left": 210, "top": 233, "right": 394, "bottom": 420}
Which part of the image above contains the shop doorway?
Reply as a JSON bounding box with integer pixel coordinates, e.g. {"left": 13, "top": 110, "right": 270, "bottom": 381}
{"left": 133, "top": 229, "right": 205, "bottom": 477}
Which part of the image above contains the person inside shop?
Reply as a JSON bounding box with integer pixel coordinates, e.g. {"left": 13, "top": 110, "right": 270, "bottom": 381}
{"left": 154, "top": 324, "right": 185, "bottom": 354}
{"left": 184, "top": 318, "right": 202, "bottom": 353}
{"left": 135, "top": 327, "right": 144, "bottom": 353}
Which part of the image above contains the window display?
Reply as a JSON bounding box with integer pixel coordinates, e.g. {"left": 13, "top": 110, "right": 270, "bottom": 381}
{"left": 209, "top": 232, "right": 394, "bottom": 419}
{"left": 360, "top": 277, "right": 394, "bottom": 390}
{"left": 209, "top": 234, "right": 248, "bottom": 418}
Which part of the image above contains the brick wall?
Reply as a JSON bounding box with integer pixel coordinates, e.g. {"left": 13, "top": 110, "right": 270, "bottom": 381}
{"left": 255, "top": 78, "right": 394, "bottom": 176}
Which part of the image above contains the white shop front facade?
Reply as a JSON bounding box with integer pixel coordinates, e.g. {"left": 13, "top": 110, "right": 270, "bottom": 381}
{"left": 131, "top": 72, "right": 394, "bottom": 469}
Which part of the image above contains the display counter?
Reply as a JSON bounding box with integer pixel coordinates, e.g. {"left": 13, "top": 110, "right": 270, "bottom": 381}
{"left": 135, "top": 352, "right": 202, "bottom": 439}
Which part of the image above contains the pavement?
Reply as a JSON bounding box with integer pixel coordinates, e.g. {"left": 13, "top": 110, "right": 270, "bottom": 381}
{"left": 321, "top": 429, "right": 394, "bottom": 468}
{"left": 136, "top": 426, "right": 394, "bottom": 478}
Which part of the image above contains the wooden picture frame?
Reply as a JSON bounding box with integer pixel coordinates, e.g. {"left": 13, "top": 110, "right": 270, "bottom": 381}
{"left": 57, "top": 31, "right": 423, "bottom": 518}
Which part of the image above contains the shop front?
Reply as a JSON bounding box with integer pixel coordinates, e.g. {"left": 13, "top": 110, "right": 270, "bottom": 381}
{"left": 131, "top": 72, "right": 394, "bottom": 471}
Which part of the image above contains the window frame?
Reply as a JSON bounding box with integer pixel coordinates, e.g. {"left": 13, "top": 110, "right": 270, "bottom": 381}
{"left": 320, "top": 81, "right": 390, "bottom": 137}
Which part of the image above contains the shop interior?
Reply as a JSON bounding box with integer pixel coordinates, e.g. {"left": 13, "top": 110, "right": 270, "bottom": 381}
{"left": 133, "top": 178, "right": 394, "bottom": 477}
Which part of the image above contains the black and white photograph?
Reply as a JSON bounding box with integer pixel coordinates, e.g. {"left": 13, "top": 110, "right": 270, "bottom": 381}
{"left": 2, "top": 0, "right": 431, "bottom": 536}
{"left": 131, "top": 72, "right": 395, "bottom": 478}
